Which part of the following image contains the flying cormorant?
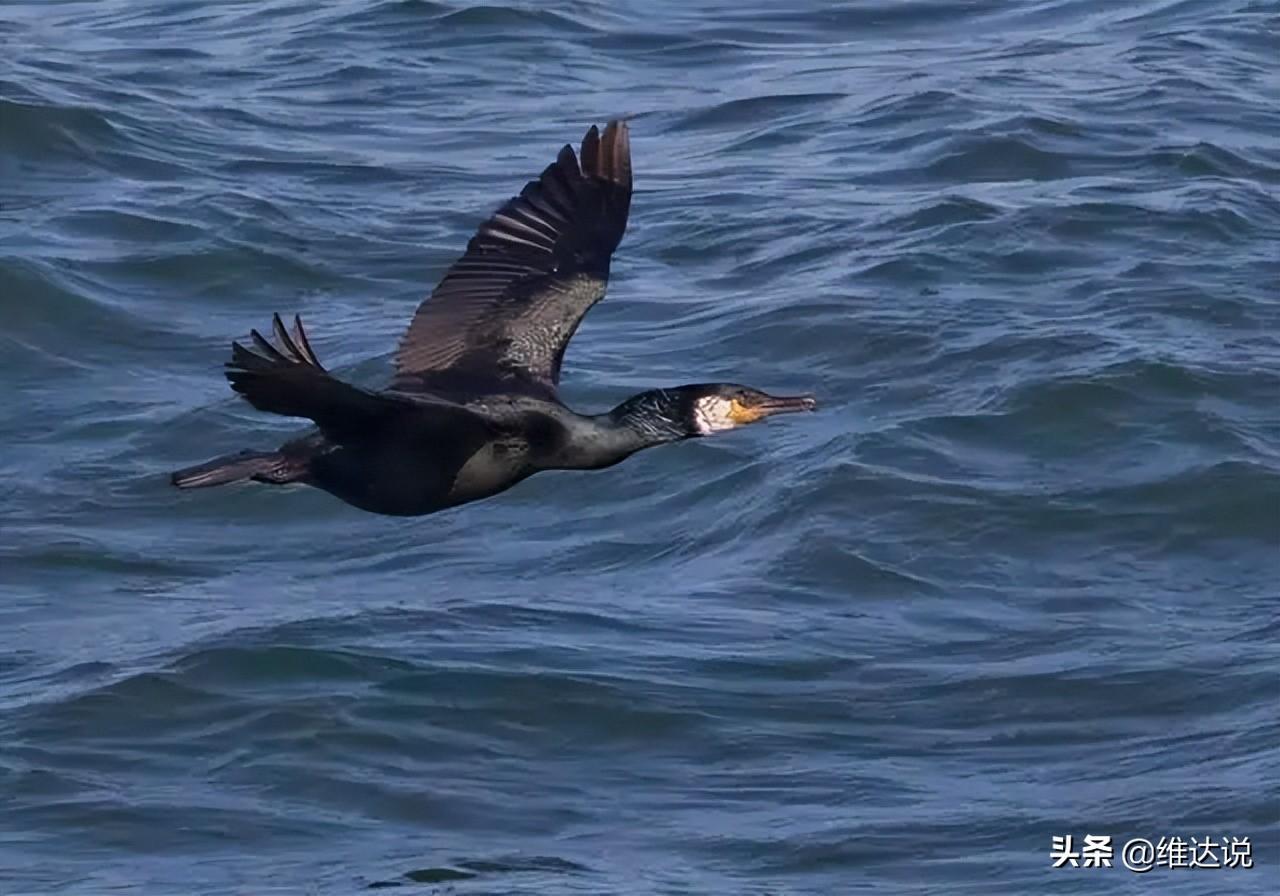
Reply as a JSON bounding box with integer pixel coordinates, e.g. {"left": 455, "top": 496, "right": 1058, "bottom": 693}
{"left": 171, "top": 121, "right": 815, "bottom": 516}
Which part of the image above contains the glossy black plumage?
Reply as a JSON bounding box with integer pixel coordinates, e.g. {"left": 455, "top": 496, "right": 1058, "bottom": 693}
{"left": 171, "top": 121, "right": 815, "bottom": 517}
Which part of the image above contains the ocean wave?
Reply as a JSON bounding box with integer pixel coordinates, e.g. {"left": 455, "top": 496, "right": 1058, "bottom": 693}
{"left": 673, "top": 93, "right": 847, "bottom": 132}
{"left": 0, "top": 96, "right": 126, "bottom": 163}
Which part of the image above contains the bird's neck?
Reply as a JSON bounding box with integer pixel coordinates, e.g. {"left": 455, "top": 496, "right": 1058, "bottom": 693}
{"left": 552, "top": 392, "right": 689, "bottom": 470}
{"left": 608, "top": 390, "right": 689, "bottom": 445}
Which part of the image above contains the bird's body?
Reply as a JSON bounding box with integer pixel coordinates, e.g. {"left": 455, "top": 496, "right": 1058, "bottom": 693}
{"left": 172, "top": 121, "right": 815, "bottom": 517}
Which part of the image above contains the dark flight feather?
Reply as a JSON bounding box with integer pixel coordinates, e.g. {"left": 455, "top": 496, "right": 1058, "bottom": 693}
{"left": 393, "top": 120, "right": 633, "bottom": 394}
{"left": 226, "top": 313, "right": 482, "bottom": 445}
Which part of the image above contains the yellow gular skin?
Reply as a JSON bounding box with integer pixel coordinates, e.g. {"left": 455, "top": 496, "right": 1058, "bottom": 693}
{"left": 728, "top": 398, "right": 765, "bottom": 425}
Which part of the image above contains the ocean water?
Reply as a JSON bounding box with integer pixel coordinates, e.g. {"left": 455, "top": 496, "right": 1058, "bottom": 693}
{"left": 1, "top": 0, "right": 1278, "bottom": 893}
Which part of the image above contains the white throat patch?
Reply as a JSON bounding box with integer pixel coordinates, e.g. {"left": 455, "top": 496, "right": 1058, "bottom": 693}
{"left": 692, "top": 396, "right": 738, "bottom": 435}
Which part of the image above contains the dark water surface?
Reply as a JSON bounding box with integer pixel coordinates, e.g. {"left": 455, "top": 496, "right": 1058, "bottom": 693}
{"left": 2, "top": 1, "right": 1278, "bottom": 893}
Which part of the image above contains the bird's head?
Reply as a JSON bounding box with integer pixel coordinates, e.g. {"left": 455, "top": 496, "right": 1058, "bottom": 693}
{"left": 611, "top": 383, "right": 817, "bottom": 441}
{"left": 683, "top": 383, "right": 818, "bottom": 435}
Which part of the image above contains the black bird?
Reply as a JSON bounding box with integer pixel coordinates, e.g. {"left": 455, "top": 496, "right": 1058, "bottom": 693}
{"left": 171, "top": 121, "right": 816, "bottom": 516}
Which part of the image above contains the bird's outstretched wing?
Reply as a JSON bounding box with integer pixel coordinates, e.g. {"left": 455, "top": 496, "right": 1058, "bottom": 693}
{"left": 393, "top": 120, "right": 632, "bottom": 396}
{"left": 227, "top": 314, "right": 486, "bottom": 444}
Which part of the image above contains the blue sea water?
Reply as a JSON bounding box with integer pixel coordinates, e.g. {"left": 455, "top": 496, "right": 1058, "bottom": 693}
{"left": 1, "top": 1, "right": 1278, "bottom": 893}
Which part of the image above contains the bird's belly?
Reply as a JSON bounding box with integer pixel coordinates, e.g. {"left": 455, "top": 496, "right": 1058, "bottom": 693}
{"left": 445, "top": 439, "right": 529, "bottom": 505}
{"left": 305, "top": 436, "right": 529, "bottom": 517}
{"left": 309, "top": 444, "right": 457, "bottom": 517}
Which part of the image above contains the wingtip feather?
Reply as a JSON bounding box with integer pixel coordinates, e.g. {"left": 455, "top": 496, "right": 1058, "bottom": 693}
{"left": 226, "top": 314, "right": 326, "bottom": 384}
{"left": 291, "top": 314, "right": 323, "bottom": 369}
{"left": 584, "top": 119, "right": 631, "bottom": 187}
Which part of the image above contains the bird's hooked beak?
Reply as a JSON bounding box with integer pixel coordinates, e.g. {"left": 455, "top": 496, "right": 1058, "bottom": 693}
{"left": 729, "top": 392, "right": 818, "bottom": 425}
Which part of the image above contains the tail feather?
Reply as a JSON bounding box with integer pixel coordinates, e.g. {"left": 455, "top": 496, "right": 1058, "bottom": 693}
{"left": 170, "top": 450, "right": 298, "bottom": 489}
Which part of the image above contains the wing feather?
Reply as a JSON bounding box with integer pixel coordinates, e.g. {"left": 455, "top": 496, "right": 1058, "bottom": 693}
{"left": 394, "top": 120, "right": 633, "bottom": 394}
{"left": 226, "top": 314, "right": 483, "bottom": 445}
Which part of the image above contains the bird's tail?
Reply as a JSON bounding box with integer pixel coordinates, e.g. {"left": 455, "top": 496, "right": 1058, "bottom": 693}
{"left": 170, "top": 450, "right": 300, "bottom": 489}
